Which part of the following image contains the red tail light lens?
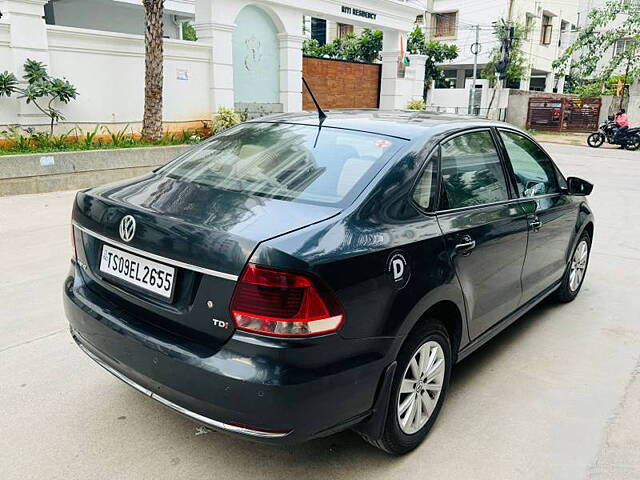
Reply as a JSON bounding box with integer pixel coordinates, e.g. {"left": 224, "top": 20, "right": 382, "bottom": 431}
{"left": 230, "top": 265, "right": 344, "bottom": 337}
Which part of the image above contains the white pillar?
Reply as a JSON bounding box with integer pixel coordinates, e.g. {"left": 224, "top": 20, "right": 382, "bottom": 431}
{"left": 544, "top": 72, "right": 555, "bottom": 93}
{"left": 278, "top": 33, "right": 304, "bottom": 112}
{"left": 407, "top": 54, "right": 427, "bottom": 101}
{"left": 195, "top": 0, "right": 239, "bottom": 114}
{"left": 380, "top": 30, "right": 403, "bottom": 110}
{"left": 2, "top": 0, "right": 51, "bottom": 126}
{"left": 556, "top": 75, "right": 566, "bottom": 94}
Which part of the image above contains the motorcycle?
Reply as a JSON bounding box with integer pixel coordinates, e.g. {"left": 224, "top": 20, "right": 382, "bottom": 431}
{"left": 587, "top": 115, "right": 640, "bottom": 150}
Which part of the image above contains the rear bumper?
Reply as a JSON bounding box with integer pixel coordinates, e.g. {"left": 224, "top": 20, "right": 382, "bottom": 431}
{"left": 71, "top": 330, "right": 291, "bottom": 439}
{"left": 63, "top": 266, "right": 394, "bottom": 444}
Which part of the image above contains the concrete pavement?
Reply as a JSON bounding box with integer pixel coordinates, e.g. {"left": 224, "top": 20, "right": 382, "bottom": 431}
{"left": 1, "top": 143, "right": 639, "bottom": 480}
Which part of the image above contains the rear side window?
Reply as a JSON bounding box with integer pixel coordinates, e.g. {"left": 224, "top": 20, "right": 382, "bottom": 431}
{"left": 157, "top": 122, "right": 405, "bottom": 207}
{"left": 440, "top": 131, "right": 510, "bottom": 209}
{"left": 499, "top": 130, "right": 560, "bottom": 197}
{"left": 412, "top": 155, "right": 437, "bottom": 210}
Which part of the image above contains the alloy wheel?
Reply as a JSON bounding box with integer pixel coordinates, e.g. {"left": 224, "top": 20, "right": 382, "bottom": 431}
{"left": 397, "top": 341, "right": 446, "bottom": 435}
{"left": 587, "top": 133, "right": 604, "bottom": 148}
{"left": 569, "top": 240, "right": 589, "bottom": 292}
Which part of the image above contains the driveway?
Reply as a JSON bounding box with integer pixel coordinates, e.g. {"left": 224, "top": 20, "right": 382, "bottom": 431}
{"left": 1, "top": 143, "right": 639, "bottom": 480}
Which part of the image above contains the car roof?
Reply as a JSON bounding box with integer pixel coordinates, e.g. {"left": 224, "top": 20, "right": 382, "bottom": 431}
{"left": 248, "top": 109, "right": 512, "bottom": 142}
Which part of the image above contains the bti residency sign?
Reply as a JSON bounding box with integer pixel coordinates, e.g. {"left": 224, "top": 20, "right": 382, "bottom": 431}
{"left": 341, "top": 5, "right": 377, "bottom": 20}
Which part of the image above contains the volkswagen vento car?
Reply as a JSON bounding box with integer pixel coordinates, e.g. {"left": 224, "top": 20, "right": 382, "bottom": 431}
{"left": 64, "top": 111, "right": 594, "bottom": 454}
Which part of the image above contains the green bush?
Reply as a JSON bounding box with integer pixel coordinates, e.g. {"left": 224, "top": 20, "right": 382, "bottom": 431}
{"left": 406, "top": 99, "right": 426, "bottom": 110}
{"left": 213, "top": 107, "right": 242, "bottom": 133}
{"left": 182, "top": 21, "right": 197, "bottom": 41}
{"left": 0, "top": 124, "right": 208, "bottom": 156}
{"left": 303, "top": 28, "right": 383, "bottom": 63}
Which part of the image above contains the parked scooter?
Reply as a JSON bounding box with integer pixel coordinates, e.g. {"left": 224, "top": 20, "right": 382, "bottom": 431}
{"left": 587, "top": 115, "right": 640, "bottom": 150}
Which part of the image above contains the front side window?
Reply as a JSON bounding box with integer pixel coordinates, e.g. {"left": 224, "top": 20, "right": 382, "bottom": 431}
{"left": 158, "top": 122, "right": 405, "bottom": 207}
{"left": 440, "top": 131, "right": 510, "bottom": 209}
{"left": 499, "top": 130, "right": 560, "bottom": 197}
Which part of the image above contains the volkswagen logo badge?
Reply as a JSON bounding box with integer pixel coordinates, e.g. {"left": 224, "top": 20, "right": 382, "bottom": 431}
{"left": 119, "top": 215, "right": 136, "bottom": 243}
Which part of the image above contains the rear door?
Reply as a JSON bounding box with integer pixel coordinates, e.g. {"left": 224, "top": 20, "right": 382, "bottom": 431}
{"left": 496, "top": 129, "right": 576, "bottom": 304}
{"left": 435, "top": 129, "right": 529, "bottom": 339}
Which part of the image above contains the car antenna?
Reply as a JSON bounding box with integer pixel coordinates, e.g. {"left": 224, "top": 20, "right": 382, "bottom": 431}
{"left": 302, "top": 77, "right": 327, "bottom": 125}
{"left": 302, "top": 77, "right": 328, "bottom": 148}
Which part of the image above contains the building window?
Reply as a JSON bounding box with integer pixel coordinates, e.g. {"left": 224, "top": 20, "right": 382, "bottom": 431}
{"left": 525, "top": 15, "right": 534, "bottom": 40}
{"left": 434, "top": 12, "right": 457, "bottom": 38}
{"left": 559, "top": 21, "right": 569, "bottom": 47}
{"left": 311, "top": 18, "right": 327, "bottom": 45}
{"left": 615, "top": 37, "right": 636, "bottom": 55}
{"left": 540, "top": 15, "right": 553, "bottom": 45}
{"left": 337, "top": 23, "right": 354, "bottom": 38}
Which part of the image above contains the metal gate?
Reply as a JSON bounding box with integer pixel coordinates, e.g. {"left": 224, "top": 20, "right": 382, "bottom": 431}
{"left": 526, "top": 97, "right": 601, "bottom": 132}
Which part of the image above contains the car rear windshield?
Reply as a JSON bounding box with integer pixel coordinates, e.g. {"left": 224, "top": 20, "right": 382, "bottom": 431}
{"left": 158, "top": 122, "right": 406, "bottom": 206}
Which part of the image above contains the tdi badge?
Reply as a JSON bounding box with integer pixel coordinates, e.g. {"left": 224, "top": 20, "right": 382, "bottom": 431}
{"left": 387, "top": 251, "right": 410, "bottom": 289}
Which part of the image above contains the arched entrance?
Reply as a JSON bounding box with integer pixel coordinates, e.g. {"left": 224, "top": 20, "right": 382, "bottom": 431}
{"left": 232, "top": 5, "right": 281, "bottom": 107}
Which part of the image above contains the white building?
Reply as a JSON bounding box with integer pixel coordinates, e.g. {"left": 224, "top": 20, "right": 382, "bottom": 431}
{"left": 42, "top": 0, "right": 195, "bottom": 39}
{"left": 428, "top": 0, "right": 580, "bottom": 93}
{"left": 576, "top": 0, "right": 638, "bottom": 76}
{"left": 0, "top": 0, "right": 426, "bottom": 132}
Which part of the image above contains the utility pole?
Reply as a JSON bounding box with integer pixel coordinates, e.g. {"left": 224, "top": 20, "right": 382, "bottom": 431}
{"left": 470, "top": 24, "right": 480, "bottom": 115}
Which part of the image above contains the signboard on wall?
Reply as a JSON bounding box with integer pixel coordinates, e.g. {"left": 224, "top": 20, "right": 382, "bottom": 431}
{"left": 340, "top": 6, "right": 377, "bottom": 20}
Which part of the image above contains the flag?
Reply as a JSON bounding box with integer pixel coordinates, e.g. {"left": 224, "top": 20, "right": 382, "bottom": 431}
{"left": 400, "top": 35, "right": 410, "bottom": 66}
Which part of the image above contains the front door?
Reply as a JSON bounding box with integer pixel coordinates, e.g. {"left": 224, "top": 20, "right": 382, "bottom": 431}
{"left": 436, "top": 130, "right": 529, "bottom": 339}
{"left": 497, "top": 129, "right": 576, "bottom": 303}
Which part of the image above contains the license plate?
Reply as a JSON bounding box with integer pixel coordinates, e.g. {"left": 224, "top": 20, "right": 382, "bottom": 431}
{"left": 99, "top": 244, "right": 176, "bottom": 299}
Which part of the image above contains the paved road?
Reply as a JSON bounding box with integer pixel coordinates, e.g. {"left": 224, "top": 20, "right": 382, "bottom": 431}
{"left": 1, "top": 143, "right": 639, "bottom": 480}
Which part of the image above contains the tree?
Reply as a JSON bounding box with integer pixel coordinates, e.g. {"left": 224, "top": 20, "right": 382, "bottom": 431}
{"left": 0, "top": 59, "right": 78, "bottom": 135}
{"left": 481, "top": 21, "right": 531, "bottom": 87}
{"left": 141, "top": 0, "right": 164, "bottom": 142}
{"left": 554, "top": 0, "right": 640, "bottom": 84}
{"left": 406, "top": 25, "right": 458, "bottom": 90}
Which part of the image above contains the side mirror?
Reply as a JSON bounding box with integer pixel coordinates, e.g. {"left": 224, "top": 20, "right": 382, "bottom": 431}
{"left": 567, "top": 177, "right": 593, "bottom": 196}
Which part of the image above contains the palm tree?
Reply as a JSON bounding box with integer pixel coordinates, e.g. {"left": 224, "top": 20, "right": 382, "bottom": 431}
{"left": 142, "top": 0, "right": 164, "bottom": 142}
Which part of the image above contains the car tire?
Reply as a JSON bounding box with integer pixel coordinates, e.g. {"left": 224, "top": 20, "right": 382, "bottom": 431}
{"left": 587, "top": 133, "right": 604, "bottom": 148}
{"left": 363, "top": 320, "right": 452, "bottom": 455}
{"left": 555, "top": 231, "right": 591, "bottom": 303}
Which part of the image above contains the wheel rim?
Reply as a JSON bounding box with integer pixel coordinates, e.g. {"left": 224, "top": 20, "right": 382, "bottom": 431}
{"left": 569, "top": 240, "right": 589, "bottom": 292}
{"left": 397, "top": 340, "right": 446, "bottom": 435}
{"left": 588, "top": 133, "right": 603, "bottom": 147}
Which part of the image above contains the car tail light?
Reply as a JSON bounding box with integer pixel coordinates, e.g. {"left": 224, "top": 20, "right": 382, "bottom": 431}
{"left": 230, "top": 265, "right": 344, "bottom": 337}
{"left": 71, "top": 224, "right": 77, "bottom": 261}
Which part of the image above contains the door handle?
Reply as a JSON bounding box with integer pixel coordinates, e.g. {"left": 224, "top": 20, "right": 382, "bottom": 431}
{"left": 455, "top": 238, "right": 476, "bottom": 255}
{"left": 529, "top": 218, "right": 543, "bottom": 231}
